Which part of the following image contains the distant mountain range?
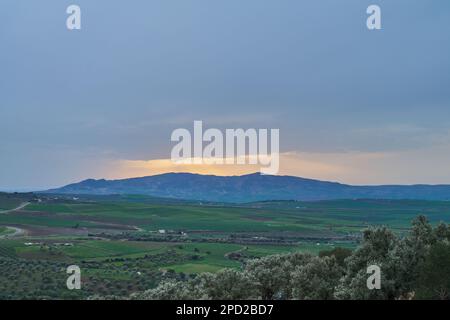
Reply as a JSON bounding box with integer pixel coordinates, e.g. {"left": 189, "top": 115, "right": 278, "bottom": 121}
{"left": 41, "top": 172, "right": 450, "bottom": 203}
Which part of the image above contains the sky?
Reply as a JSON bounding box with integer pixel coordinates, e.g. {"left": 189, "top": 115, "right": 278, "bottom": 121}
{"left": 1, "top": 0, "right": 450, "bottom": 190}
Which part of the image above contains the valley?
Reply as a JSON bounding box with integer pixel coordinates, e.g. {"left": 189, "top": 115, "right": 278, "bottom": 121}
{"left": 1, "top": 192, "right": 449, "bottom": 299}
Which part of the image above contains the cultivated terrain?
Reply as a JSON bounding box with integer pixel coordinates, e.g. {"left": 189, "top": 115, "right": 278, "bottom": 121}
{"left": 1, "top": 188, "right": 450, "bottom": 299}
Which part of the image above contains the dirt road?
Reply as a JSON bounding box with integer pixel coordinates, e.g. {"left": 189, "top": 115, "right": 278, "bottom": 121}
{"left": 0, "top": 202, "right": 30, "bottom": 214}
{"left": 0, "top": 226, "right": 26, "bottom": 239}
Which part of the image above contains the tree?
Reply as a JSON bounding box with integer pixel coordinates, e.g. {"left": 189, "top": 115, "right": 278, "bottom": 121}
{"left": 411, "top": 215, "right": 434, "bottom": 245}
{"left": 93, "top": 216, "right": 450, "bottom": 301}
{"left": 415, "top": 242, "right": 450, "bottom": 300}
{"left": 198, "top": 269, "right": 258, "bottom": 300}
{"left": 133, "top": 280, "right": 206, "bottom": 300}
{"left": 244, "top": 254, "right": 290, "bottom": 300}
{"left": 434, "top": 222, "right": 450, "bottom": 242}
{"left": 291, "top": 256, "right": 341, "bottom": 300}
{"left": 319, "top": 247, "right": 352, "bottom": 266}
{"left": 335, "top": 227, "right": 400, "bottom": 299}
{"left": 245, "top": 253, "right": 314, "bottom": 299}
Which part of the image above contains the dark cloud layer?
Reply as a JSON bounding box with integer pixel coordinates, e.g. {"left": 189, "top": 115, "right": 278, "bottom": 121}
{"left": 1, "top": 0, "right": 450, "bottom": 189}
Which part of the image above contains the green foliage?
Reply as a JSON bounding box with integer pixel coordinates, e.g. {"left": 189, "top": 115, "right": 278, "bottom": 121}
{"left": 245, "top": 253, "right": 300, "bottom": 299}
{"left": 415, "top": 242, "right": 450, "bottom": 299}
{"left": 319, "top": 247, "right": 353, "bottom": 266}
{"left": 198, "top": 269, "right": 258, "bottom": 300}
{"left": 133, "top": 280, "right": 203, "bottom": 300}
{"left": 291, "top": 255, "right": 341, "bottom": 300}
{"left": 136, "top": 217, "right": 450, "bottom": 300}
{"left": 137, "top": 252, "right": 342, "bottom": 300}
{"left": 2, "top": 192, "right": 450, "bottom": 300}
{"left": 335, "top": 227, "right": 400, "bottom": 299}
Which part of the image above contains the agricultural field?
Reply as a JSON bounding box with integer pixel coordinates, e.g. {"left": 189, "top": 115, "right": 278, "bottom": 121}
{"left": 0, "top": 226, "right": 14, "bottom": 237}
{"left": 0, "top": 192, "right": 449, "bottom": 299}
{"left": 0, "top": 192, "right": 35, "bottom": 211}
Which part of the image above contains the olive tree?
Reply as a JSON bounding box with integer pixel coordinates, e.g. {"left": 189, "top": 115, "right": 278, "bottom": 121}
{"left": 197, "top": 269, "right": 258, "bottom": 300}
{"left": 291, "top": 255, "right": 342, "bottom": 300}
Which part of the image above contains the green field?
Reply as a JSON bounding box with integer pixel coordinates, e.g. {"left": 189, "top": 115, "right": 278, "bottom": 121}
{"left": 14, "top": 197, "right": 450, "bottom": 234}
{"left": 0, "top": 192, "right": 449, "bottom": 299}
{"left": 0, "top": 226, "right": 12, "bottom": 236}
{"left": 0, "top": 192, "right": 32, "bottom": 211}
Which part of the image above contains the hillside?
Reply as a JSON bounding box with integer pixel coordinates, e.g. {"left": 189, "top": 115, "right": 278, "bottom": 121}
{"left": 43, "top": 173, "right": 450, "bottom": 203}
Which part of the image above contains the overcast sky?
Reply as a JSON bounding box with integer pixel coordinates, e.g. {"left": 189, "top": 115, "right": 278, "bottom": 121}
{"left": 1, "top": 0, "right": 450, "bottom": 190}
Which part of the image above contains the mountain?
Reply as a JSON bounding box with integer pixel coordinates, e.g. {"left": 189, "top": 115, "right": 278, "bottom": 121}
{"left": 43, "top": 172, "right": 450, "bottom": 203}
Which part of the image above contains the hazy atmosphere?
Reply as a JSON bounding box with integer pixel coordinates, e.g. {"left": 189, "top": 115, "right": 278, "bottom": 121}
{"left": 2, "top": 0, "right": 450, "bottom": 190}
{"left": 2, "top": 1, "right": 450, "bottom": 304}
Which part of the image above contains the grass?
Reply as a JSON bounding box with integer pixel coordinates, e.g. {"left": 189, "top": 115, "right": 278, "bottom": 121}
{"left": 0, "top": 226, "right": 14, "bottom": 237}
{"left": 21, "top": 198, "right": 450, "bottom": 236}
{"left": 1, "top": 237, "right": 347, "bottom": 274}
{"left": 1, "top": 194, "right": 450, "bottom": 299}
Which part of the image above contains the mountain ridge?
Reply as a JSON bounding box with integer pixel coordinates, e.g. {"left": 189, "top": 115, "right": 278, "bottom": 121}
{"left": 42, "top": 172, "right": 450, "bottom": 203}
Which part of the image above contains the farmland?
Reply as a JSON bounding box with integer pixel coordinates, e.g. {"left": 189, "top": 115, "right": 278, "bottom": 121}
{"left": 0, "top": 192, "right": 449, "bottom": 299}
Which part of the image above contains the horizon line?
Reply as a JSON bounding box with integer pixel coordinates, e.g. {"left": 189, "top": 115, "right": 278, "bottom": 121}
{"left": 7, "top": 171, "right": 450, "bottom": 193}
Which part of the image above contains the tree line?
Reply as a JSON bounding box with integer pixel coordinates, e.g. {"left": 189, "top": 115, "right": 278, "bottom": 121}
{"left": 129, "top": 216, "right": 450, "bottom": 300}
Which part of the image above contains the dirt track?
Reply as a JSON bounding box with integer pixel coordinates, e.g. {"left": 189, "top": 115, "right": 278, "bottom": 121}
{"left": 0, "top": 226, "right": 26, "bottom": 239}
{"left": 0, "top": 202, "right": 30, "bottom": 214}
